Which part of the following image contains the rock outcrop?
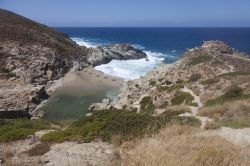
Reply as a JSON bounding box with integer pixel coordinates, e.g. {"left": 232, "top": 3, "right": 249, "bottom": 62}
{"left": 93, "top": 41, "right": 250, "bottom": 112}
{"left": 0, "top": 9, "right": 148, "bottom": 118}
{"left": 87, "top": 44, "right": 147, "bottom": 66}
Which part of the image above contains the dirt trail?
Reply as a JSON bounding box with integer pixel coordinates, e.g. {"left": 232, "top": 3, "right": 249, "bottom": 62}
{"left": 180, "top": 86, "right": 250, "bottom": 146}
{"left": 180, "top": 87, "right": 212, "bottom": 128}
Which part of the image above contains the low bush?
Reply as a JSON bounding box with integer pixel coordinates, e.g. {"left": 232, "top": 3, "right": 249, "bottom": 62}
{"left": 189, "top": 74, "right": 201, "bottom": 82}
{"left": 139, "top": 96, "right": 155, "bottom": 114}
{"left": 41, "top": 110, "right": 200, "bottom": 143}
{"left": 0, "top": 119, "right": 57, "bottom": 143}
{"left": 171, "top": 92, "right": 194, "bottom": 105}
{"left": 201, "top": 78, "right": 218, "bottom": 85}
{"left": 189, "top": 56, "right": 212, "bottom": 66}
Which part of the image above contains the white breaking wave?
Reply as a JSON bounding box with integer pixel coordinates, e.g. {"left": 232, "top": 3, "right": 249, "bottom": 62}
{"left": 95, "top": 51, "right": 165, "bottom": 80}
{"left": 73, "top": 37, "right": 170, "bottom": 80}
{"left": 71, "top": 37, "right": 97, "bottom": 48}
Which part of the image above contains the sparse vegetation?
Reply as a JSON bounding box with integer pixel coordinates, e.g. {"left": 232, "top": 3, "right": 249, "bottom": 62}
{"left": 25, "top": 143, "right": 51, "bottom": 156}
{"left": 171, "top": 92, "right": 194, "bottom": 105}
{"left": 189, "top": 56, "right": 212, "bottom": 65}
{"left": 199, "top": 100, "right": 250, "bottom": 129}
{"left": 205, "top": 86, "right": 250, "bottom": 106}
{"left": 219, "top": 71, "right": 250, "bottom": 77}
{"left": 41, "top": 110, "right": 200, "bottom": 143}
{"left": 189, "top": 74, "right": 201, "bottom": 82}
{"left": 149, "top": 80, "right": 156, "bottom": 86}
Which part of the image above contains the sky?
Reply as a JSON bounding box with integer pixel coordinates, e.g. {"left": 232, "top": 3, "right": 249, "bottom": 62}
{"left": 1, "top": 0, "right": 250, "bottom": 27}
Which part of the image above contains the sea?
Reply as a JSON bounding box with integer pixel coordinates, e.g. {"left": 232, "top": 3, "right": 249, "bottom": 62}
{"left": 56, "top": 27, "right": 250, "bottom": 80}
{"left": 44, "top": 27, "right": 250, "bottom": 120}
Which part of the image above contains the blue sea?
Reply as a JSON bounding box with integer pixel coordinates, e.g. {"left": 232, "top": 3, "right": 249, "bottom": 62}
{"left": 56, "top": 27, "right": 250, "bottom": 80}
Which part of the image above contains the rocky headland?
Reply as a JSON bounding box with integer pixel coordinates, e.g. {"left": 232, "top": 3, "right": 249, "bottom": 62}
{"left": 0, "top": 9, "right": 147, "bottom": 118}
{"left": 92, "top": 41, "right": 250, "bottom": 112}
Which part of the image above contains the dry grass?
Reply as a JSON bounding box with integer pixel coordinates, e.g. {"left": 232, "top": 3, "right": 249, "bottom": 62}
{"left": 123, "top": 125, "right": 250, "bottom": 166}
{"left": 198, "top": 99, "right": 250, "bottom": 128}
{"left": 204, "top": 121, "right": 221, "bottom": 130}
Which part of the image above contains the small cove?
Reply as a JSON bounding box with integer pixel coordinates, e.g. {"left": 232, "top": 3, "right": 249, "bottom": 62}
{"left": 41, "top": 67, "right": 123, "bottom": 120}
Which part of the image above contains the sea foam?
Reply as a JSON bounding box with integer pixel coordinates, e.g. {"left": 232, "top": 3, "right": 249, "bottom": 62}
{"left": 71, "top": 37, "right": 97, "bottom": 48}
{"left": 72, "top": 38, "right": 166, "bottom": 80}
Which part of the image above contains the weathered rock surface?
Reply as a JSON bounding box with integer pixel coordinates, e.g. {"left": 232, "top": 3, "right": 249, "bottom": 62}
{"left": 0, "top": 9, "right": 148, "bottom": 118}
{"left": 94, "top": 41, "right": 250, "bottom": 112}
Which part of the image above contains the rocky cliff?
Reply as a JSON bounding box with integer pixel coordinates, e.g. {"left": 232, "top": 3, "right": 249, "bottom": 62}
{"left": 91, "top": 41, "right": 250, "bottom": 112}
{"left": 0, "top": 9, "right": 147, "bottom": 118}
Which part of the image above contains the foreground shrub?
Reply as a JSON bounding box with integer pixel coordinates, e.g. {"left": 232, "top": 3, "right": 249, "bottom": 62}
{"left": 0, "top": 119, "right": 52, "bottom": 142}
{"left": 41, "top": 110, "right": 200, "bottom": 143}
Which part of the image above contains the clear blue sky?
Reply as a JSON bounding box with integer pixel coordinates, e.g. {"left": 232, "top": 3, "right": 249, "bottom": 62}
{"left": 1, "top": 0, "right": 250, "bottom": 27}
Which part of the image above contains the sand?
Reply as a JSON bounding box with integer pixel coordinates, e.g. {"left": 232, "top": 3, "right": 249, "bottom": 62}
{"left": 47, "top": 67, "right": 124, "bottom": 96}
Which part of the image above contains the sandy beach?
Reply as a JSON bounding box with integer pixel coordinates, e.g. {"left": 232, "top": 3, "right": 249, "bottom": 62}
{"left": 47, "top": 67, "right": 124, "bottom": 96}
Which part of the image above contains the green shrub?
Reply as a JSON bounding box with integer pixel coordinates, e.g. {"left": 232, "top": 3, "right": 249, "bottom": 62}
{"left": 157, "top": 84, "right": 184, "bottom": 93}
{"left": 171, "top": 92, "right": 194, "bottom": 105}
{"left": 189, "top": 74, "right": 201, "bottom": 82}
{"left": 189, "top": 56, "right": 212, "bottom": 66}
{"left": 201, "top": 78, "right": 218, "bottom": 85}
{"left": 0, "top": 119, "right": 52, "bottom": 142}
{"left": 41, "top": 110, "right": 200, "bottom": 143}
{"left": 139, "top": 96, "right": 155, "bottom": 114}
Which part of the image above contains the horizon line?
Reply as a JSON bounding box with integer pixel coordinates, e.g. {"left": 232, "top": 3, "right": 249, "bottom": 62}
{"left": 53, "top": 26, "right": 250, "bottom": 28}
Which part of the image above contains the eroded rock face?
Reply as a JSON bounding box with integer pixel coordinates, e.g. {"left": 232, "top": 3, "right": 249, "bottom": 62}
{"left": 87, "top": 44, "right": 147, "bottom": 66}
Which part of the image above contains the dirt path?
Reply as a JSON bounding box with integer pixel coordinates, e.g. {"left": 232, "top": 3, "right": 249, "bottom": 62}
{"left": 180, "top": 87, "right": 212, "bottom": 128}
{"left": 181, "top": 86, "right": 250, "bottom": 146}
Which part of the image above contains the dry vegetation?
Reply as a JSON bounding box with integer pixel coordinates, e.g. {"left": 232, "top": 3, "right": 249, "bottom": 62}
{"left": 122, "top": 125, "right": 250, "bottom": 166}
{"left": 199, "top": 99, "right": 250, "bottom": 128}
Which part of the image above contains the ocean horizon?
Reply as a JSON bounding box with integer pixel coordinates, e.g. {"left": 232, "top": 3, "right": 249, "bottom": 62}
{"left": 56, "top": 27, "right": 250, "bottom": 80}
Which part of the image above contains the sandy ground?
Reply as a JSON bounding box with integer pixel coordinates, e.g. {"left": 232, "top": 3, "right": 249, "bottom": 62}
{"left": 47, "top": 67, "right": 124, "bottom": 96}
